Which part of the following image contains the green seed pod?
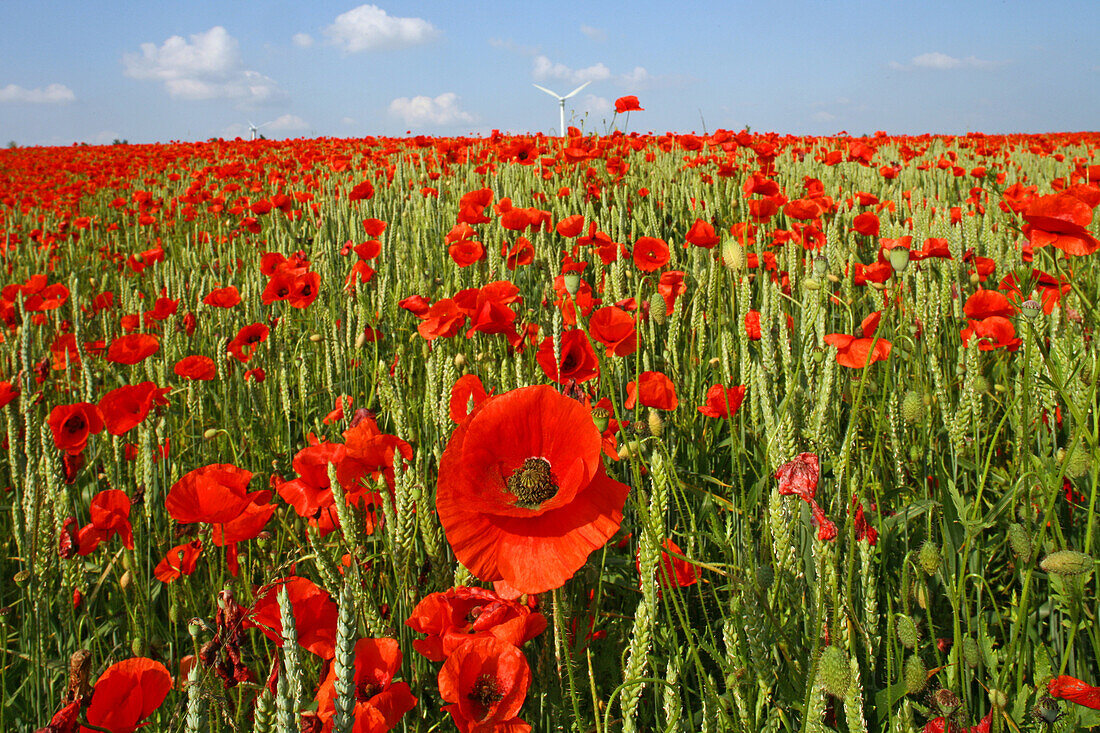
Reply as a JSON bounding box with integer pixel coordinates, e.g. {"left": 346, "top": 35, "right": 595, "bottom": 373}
{"left": 932, "top": 689, "right": 960, "bottom": 716}
{"left": 896, "top": 614, "right": 920, "bottom": 650}
{"left": 803, "top": 277, "right": 822, "bottom": 291}
{"left": 131, "top": 636, "right": 146, "bottom": 657}
{"left": 901, "top": 389, "right": 923, "bottom": 425}
{"left": 972, "top": 375, "right": 989, "bottom": 394}
{"left": 1040, "top": 550, "right": 1094, "bottom": 577}
{"left": 988, "top": 688, "right": 1007, "bottom": 709}
{"left": 1007, "top": 523, "right": 1032, "bottom": 564}
{"left": 918, "top": 541, "right": 941, "bottom": 576}
{"left": 961, "top": 637, "right": 980, "bottom": 669}
{"left": 1059, "top": 443, "right": 1091, "bottom": 479}
{"left": 649, "top": 294, "right": 667, "bottom": 325}
{"left": 904, "top": 654, "right": 927, "bottom": 695}
{"left": 815, "top": 646, "right": 851, "bottom": 700}
{"left": 590, "top": 406, "right": 609, "bottom": 434}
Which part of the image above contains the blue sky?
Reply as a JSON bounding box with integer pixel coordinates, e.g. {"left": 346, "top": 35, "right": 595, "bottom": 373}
{"left": 1, "top": 0, "right": 1097, "bottom": 145}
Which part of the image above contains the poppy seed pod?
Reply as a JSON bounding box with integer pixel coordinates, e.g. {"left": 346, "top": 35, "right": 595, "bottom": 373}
{"left": 1021, "top": 299, "right": 1041, "bottom": 320}
{"left": 812, "top": 255, "right": 828, "bottom": 277}
{"left": 562, "top": 271, "right": 581, "bottom": 296}
{"left": 1007, "top": 523, "right": 1032, "bottom": 563}
{"left": 591, "top": 406, "right": 609, "bottom": 433}
{"left": 888, "top": 246, "right": 911, "bottom": 273}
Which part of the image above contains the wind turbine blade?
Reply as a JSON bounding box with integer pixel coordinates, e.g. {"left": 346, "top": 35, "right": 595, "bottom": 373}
{"left": 258, "top": 121, "right": 273, "bottom": 129}
{"left": 562, "top": 81, "right": 591, "bottom": 100}
{"left": 532, "top": 84, "right": 562, "bottom": 99}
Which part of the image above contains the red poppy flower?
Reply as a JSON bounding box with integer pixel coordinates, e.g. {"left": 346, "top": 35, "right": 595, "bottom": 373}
{"left": 406, "top": 586, "right": 547, "bottom": 662}
{"left": 226, "top": 323, "right": 270, "bottom": 363}
{"left": 685, "top": 218, "right": 719, "bottom": 248}
{"left": 450, "top": 374, "right": 490, "bottom": 424}
{"left": 48, "top": 402, "right": 104, "bottom": 455}
{"left": 77, "top": 488, "right": 135, "bottom": 555}
{"left": 106, "top": 333, "right": 160, "bottom": 365}
{"left": 349, "top": 180, "right": 375, "bottom": 201}
{"left": 555, "top": 215, "right": 585, "bottom": 238}
{"left": 398, "top": 294, "right": 431, "bottom": 318}
{"left": 614, "top": 96, "right": 644, "bottom": 113}
{"left": 314, "top": 638, "right": 418, "bottom": 733}
{"left": 203, "top": 286, "right": 241, "bottom": 308}
{"left": 633, "top": 236, "right": 670, "bottom": 272}
{"left": 436, "top": 385, "right": 630, "bottom": 594}
{"left": 823, "top": 312, "right": 892, "bottom": 369}
{"left": 638, "top": 539, "right": 699, "bottom": 591}
{"left": 587, "top": 306, "right": 637, "bottom": 357}
{"left": 744, "top": 311, "right": 762, "bottom": 340}
{"left": 960, "top": 316, "right": 1021, "bottom": 351}
{"left": 165, "top": 463, "right": 254, "bottom": 525}
{"left": 418, "top": 299, "right": 467, "bottom": 340}
{"left": 0, "top": 380, "right": 17, "bottom": 408}
{"left": 174, "top": 355, "right": 217, "bottom": 381}
{"left": 262, "top": 270, "right": 297, "bottom": 304}
{"left": 962, "top": 289, "right": 1014, "bottom": 320}
{"left": 922, "top": 711, "right": 992, "bottom": 733}
{"left": 287, "top": 271, "right": 321, "bottom": 309}
{"left": 51, "top": 333, "right": 81, "bottom": 371}
{"left": 657, "top": 270, "right": 687, "bottom": 316}
{"left": 154, "top": 540, "right": 203, "bottom": 583}
{"left": 247, "top": 576, "right": 338, "bottom": 658}
{"left": 697, "top": 384, "right": 747, "bottom": 418}
{"left": 438, "top": 636, "right": 532, "bottom": 733}
{"left": 851, "top": 212, "right": 880, "bottom": 237}
{"left": 449, "top": 240, "right": 486, "bottom": 267}
{"left": 505, "top": 237, "right": 534, "bottom": 270}
{"left": 1022, "top": 191, "right": 1099, "bottom": 256}
{"left": 626, "top": 371, "right": 678, "bottom": 411}
{"left": 535, "top": 330, "right": 599, "bottom": 384}
{"left": 1049, "top": 675, "right": 1100, "bottom": 709}
{"left": 83, "top": 657, "right": 173, "bottom": 733}
{"left": 775, "top": 452, "right": 836, "bottom": 541}
{"left": 97, "top": 382, "right": 169, "bottom": 436}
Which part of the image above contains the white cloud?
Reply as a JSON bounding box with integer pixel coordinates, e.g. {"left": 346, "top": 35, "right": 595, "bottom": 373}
{"left": 0, "top": 83, "right": 75, "bottom": 104}
{"left": 533, "top": 55, "right": 611, "bottom": 85}
{"left": 577, "top": 94, "right": 612, "bottom": 117}
{"left": 388, "top": 92, "right": 474, "bottom": 126}
{"left": 341, "top": 116, "right": 356, "bottom": 125}
{"left": 890, "top": 52, "right": 998, "bottom": 71}
{"left": 811, "top": 111, "right": 837, "bottom": 122}
{"left": 267, "top": 114, "right": 309, "bottom": 131}
{"left": 618, "top": 66, "right": 651, "bottom": 89}
{"left": 580, "top": 24, "right": 606, "bottom": 42}
{"left": 292, "top": 33, "right": 314, "bottom": 48}
{"left": 325, "top": 5, "right": 439, "bottom": 53}
{"left": 123, "top": 26, "right": 285, "bottom": 105}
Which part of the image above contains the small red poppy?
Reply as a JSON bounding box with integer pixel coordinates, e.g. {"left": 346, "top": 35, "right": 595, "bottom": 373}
{"left": 633, "top": 236, "right": 670, "bottom": 272}
{"left": 106, "top": 333, "right": 160, "bottom": 365}
{"left": 438, "top": 636, "right": 532, "bottom": 732}
{"left": 626, "top": 371, "right": 678, "bottom": 411}
{"left": 697, "top": 384, "right": 747, "bottom": 418}
{"left": 174, "top": 355, "right": 217, "bottom": 381}
{"left": 47, "top": 402, "right": 105, "bottom": 455}
{"left": 203, "top": 286, "right": 241, "bottom": 308}
{"left": 614, "top": 96, "right": 644, "bottom": 113}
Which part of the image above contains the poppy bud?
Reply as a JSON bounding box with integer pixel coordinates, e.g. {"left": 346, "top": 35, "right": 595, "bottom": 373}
{"left": 888, "top": 247, "right": 910, "bottom": 273}
{"left": 1021, "top": 299, "right": 1041, "bottom": 321}
{"left": 972, "top": 375, "right": 989, "bottom": 394}
{"left": 803, "top": 278, "right": 822, "bottom": 291}
{"left": 812, "top": 255, "right": 828, "bottom": 277}
{"left": 1007, "top": 523, "right": 1032, "bottom": 563}
{"left": 961, "top": 637, "right": 980, "bottom": 668}
{"left": 896, "top": 614, "right": 920, "bottom": 649}
{"left": 454, "top": 353, "right": 468, "bottom": 368}
{"left": 646, "top": 409, "right": 664, "bottom": 438}
{"left": 814, "top": 646, "right": 850, "bottom": 700}
{"left": 591, "top": 406, "right": 609, "bottom": 433}
{"left": 355, "top": 330, "right": 369, "bottom": 349}
{"left": 649, "top": 295, "right": 667, "bottom": 325}
{"left": 969, "top": 272, "right": 980, "bottom": 285}
{"left": 988, "top": 688, "right": 1007, "bottom": 709}
{"left": 918, "top": 541, "right": 941, "bottom": 575}
{"left": 756, "top": 564, "right": 774, "bottom": 590}
{"left": 131, "top": 637, "right": 145, "bottom": 656}
{"left": 914, "top": 582, "right": 931, "bottom": 610}
{"left": 826, "top": 273, "right": 841, "bottom": 283}
{"left": 901, "top": 390, "right": 923, "bottom": 425}
{"left": 720, "top": 239, "right": 745, "bottom": 271}
{"left": 202, "top": 428, "right": 219, "bottom": 440}
{"left": 904, "top": 654, "right": 926, "bottom": 695}
{"left": 562, "top": 271, "right": 581, "bottom": 296}
{"left": 309, "top": 333, "right": 323, "bottom": 342}
{"left": 119, "top": 570, "right": 133, "bottom": 592}
{"left": 1057, "top": 442, "right": 1090, "bottom": 479}
{"left": 1040, "top": 549, "right": 1094, "bottom": 576}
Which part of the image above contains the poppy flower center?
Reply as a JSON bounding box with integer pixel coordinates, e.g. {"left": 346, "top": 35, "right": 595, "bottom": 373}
{"left": 506, "top": 457, "right": 558, "bottom": 509}
{"left": 467, "top": 673, "right": 504, "bottom": 719}
{"left": 356, "top": 680, "right": 383, "bottom": 702}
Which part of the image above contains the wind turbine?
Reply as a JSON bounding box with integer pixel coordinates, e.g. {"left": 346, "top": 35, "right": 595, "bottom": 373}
{"left": 532, "top": 81, "right": 590, "bottom": 137}
{"left": 248, "top": 120, "right": 272, "bottom": 140}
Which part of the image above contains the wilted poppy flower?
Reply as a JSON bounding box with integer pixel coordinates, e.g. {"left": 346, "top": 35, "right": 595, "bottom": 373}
{"left": 97, "top": 382, "right": 169, "bottom": 436}
{"left": 535, "top": 329, "right": 599, "bottom": 384}
{"left": 83, "top": 657, "right": 173, "bottom": 733}
{"left": 314, "top": 638, "right": 418, "bottom": 733}
{"left": 438, "top": 636, "right": 532, "bottom": 733}
{"left": 626, "top": 371, "right": 678, "bottom": 411}
{"left": 406, "top": 586, "right": 547, "bottom": 662}
{"left": 174, "top": 355, "right": 217, "bottom": 381}
{"left": 614, "top": 96, "right": 644, "bottom": 113}
{"left": 247, "top": 576, "right": 338, "bottom": 658}
{"left": 588, "top": 306, "right": 637, "bottom": 357}
{"left": 776, "top": 452, "right": 836, "bottom": 541}
{"left": 154, "top": 540, "right": 203, "bottom": 583}
{"left": 203, "top": 286, "right": 241, "bottom": 308}
{"left": 48, "top": 402, "right": 104, "bottom": 455}
{"left": 633, "top": 236, "right": 670, "bottom": 272}
{"left": 824, "top": 311, "right": 892, "bottom": 369}
{"left": 165, "top": 463, "right": 254, "bottom": 525}
{"left": 1049, "top": 675, "right": 1100, "bottom": 709}
{"left": 437, "top": 385, "right": 630, "bottom": 594}
{"left": 697, "top": 384, "right": 747, "bottom": 418}
{"left": 106, "top": 333, "right": 160, "bottom": 365}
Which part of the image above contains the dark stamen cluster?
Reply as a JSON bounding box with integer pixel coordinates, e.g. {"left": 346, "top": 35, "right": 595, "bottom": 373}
{"left": 506, "top": 457, "right": 558, "bottom": 508}
{"left": 467, "top": 673, "right": 505, "bottom": 718}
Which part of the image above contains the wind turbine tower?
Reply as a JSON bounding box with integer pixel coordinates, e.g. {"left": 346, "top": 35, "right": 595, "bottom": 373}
{"left": 532, "top": 82, "right": 590, "bottom": 137}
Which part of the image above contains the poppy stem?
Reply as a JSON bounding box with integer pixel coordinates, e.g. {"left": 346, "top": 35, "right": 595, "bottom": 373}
{"left": 553, "top": 588, "right": 585, "bottom": 731}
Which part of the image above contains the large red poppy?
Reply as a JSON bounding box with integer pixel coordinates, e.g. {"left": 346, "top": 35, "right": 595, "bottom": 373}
{"left": 587, "top": 306, "right": 637, "bottom": 357}
{"left": 438, "top": 636, "right": 532, "bottom": 733}
{"left": 247, "top": 576, "right": 338, "bottom": 658}
{"left": 614, "top": 96, "right": 644, "bottom": 113}
{"left": 535, "top": 329, "right": 599, "bottom": 384}
{"left": 436, "top": 385, "right": 630, "bottom": 594}
{"left": 48, "top": 402, "right": 104, "bottom": 455}
{"left": 633, "top": 236, "right": 670, "bottom": 272}
{"left": 82, "top": 657, "right": 172, "bottom": 733}
{"left": 823, "top": 311, "right": 892, "bottom": 369}
{"left": 165, "top": 463, "right": 254, "bottom": 524}
{"left": 697, "top": 384, "right": 747, "bottom": 418}
{"left": 173, "top": 355, "right": 217, "bottom": 381}
{"left": 625, "top": 371, "right": 678, "bottom": 411}
{"left": 97, "top": 381, "right": 169, "bottom": 436}
{"left": 406, "top": 586, "right": 547, "bottom": 662}
{"left": 106, "top": 334, "right": 160, "bottom": 365}
{"left": 1022, "top": 191, "right": 1099, "bottom": 256}
{"left": 1049, "top": 675, "right": 1100, "bottom": 709}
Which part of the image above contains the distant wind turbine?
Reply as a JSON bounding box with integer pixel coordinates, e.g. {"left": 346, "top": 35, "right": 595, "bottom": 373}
{"left": 248, "top": 120, "right": 272, "bottom": 140}
{"left": 532, "top": 81, "right": 590, "bottom": 137}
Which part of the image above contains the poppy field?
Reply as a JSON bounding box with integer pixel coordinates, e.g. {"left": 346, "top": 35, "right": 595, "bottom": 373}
{"left": 2, "top": 124, "right": 1100, "bottom": 732}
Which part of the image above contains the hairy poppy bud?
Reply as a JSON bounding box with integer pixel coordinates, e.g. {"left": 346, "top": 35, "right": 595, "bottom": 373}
{"left": 901, "top": 390, "right": 923, "bottom": 425}
{"left": 202, "top": 428, "right": 219, "bottom": 440}
{"left": 1040, "top": 549, "right": 1094, "bottom": 577}
{"left": 803, "top": 278, "right": 822, "bottom": 291}
{"left": 904, "top": 655, "right": 927, "bottom": 695}
{"left": 453, "top": 353, "right": 468, "bottom": 368}
{"left": 721, "top": 239, "right": 745, "bottom": 271}
{"left": 309, "top": 333, "right": 323, "bottom": 342}
{"left": 646, "top": 409, "right": 664, "bottom": 438}
{"left": 918, "top": 541, "right": 941, "bottom": 576}
{"left": 1057, "top": 442, "right": 1091, "bottom": 479}
{"left": 815, "top": 646, "right": 851, "bottom": 700}
{"left": 962, "top": 637, "right": 980, "bottom": 668}
{"left": 1007, "top": 523, "right": 1032, "bottom": 563}
{"left": 896, "top": 614, "right": 920, "bottom": 649}
{"left": 355, "top": 330, "right": 369, "bottom": 349}
{"left": 648, "top": 295, "right": 667, "bottom": 325}
{"left": 988, "top": 688, "right": 1007, "bottom": 709}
